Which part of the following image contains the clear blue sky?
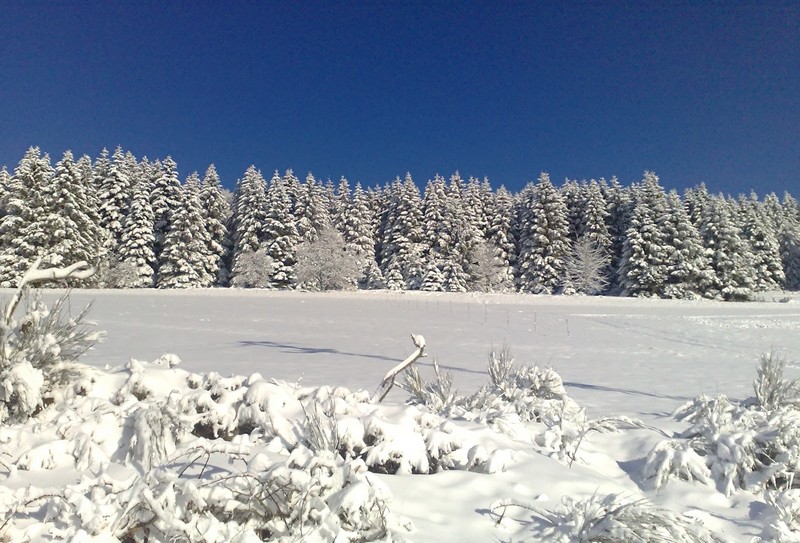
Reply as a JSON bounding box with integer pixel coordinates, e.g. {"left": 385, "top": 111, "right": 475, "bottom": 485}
{"left": 1, "top": 1, "right": 798, "bottom": 196}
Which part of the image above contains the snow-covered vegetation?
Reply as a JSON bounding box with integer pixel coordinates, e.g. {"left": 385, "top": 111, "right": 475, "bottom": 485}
{"left": 2, "top": 147, "right": 800, "bottom": 299}
{"left": 1, "top": 284, "right": 799, "bottom": 541}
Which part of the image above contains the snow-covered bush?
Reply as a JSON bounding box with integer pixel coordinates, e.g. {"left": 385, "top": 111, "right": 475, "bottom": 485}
{"left": 0, "top": 290, "right": 99, "bottom": 423}
{"left": 644, "top": 352, "right": 800, "bottom": 496}
{"left": 756, "top": 490, "right": 800, "bottom": 542}
{"left": 230, "top": 248, "right": 274, "bottom": 288}
{"left": 404, "top": 348, "right": 645, "bottom": 465}
{"left": 491, "top": 493, "right": 725, "bottom": 542}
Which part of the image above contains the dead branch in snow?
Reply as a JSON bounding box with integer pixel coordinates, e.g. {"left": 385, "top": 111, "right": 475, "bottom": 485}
{"left": 4, "top": 257, "right": 95, "bottom": 322}
{"left": 371, "top": 333, "right": 427, "bottom": 403}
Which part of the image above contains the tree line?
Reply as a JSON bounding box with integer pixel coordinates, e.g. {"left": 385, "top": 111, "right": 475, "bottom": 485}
{"left": 1, "top": 146, "right": 798, "bottom": 299}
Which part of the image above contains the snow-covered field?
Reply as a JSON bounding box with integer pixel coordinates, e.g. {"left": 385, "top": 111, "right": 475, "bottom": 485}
{"left": 3, "top": 288, "right": 800, "bottom": 542}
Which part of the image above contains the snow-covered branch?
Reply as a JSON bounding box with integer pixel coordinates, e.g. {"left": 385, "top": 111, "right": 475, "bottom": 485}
{"left": 4, "top": 257, "right": 95, "bottom": 323}
{"left": 371, "top": 333, "right": 427, "bottom": 403}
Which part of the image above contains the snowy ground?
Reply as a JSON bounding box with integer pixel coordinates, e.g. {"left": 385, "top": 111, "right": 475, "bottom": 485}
{"left": 4, "top": 288, "right": 800, "bottom": 542}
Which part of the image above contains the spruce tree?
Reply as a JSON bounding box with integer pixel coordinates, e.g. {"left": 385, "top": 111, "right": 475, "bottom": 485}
{"left": 264, "top": 171, "right": 300, "bottom": 288}
{"left": 739, "top": 196, "right": 785, "bottom": 291}
{"left": 200, "top": 165, "right": 232, "bottom": 286}
{"left": 659, "top": 191, "right": 715, "bottom": 298}
{"left": 0, "top": 147, "right": 54, "bottom": 286}
{"left": 230, "top": 166, "right": 269, "bottom": 285}
{"left": 699, "top": 196, "right": 754, "bottom": 300}
{"left": 117, "top": 175, "right": 156, "bottom": 287}
{"left": 96, "top": 146, "right": 133, "bottom": 254}
{"left": 516, "top": 173, "right": 570, "bottom": 294}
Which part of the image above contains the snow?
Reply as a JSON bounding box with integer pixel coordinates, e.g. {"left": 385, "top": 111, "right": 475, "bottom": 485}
{"left": 2, "top": 287, "right": 800, "bottom": 542}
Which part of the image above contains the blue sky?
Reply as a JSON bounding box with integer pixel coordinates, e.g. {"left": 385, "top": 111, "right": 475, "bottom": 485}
{"left": 1, "top": 1, "right": 798, "bottom": 196}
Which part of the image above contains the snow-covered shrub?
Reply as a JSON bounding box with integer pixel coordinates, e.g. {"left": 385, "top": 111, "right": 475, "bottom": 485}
{"left": 492, "top": 493, "right": 725, "bottom": 543}
{"left": 0, "top": 290, "right": 99, "bottom": 423}
{"left": 753, "top": 351, "right": 800, "bottom": 411}
{"left": 404, "top": 348, "right": 644, "bottom": 465}
{"left": 757, "top": 490, "right": 800, "bottom": 542}
{"left": 645, "top": 352, "right": 800, "bottom": 495}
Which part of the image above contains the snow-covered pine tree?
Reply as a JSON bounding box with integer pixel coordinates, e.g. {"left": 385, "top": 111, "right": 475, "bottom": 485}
{"left": 0, "top": 147, "right": 54, "bottom": 286}
{"left": 699, "top": 195, "right": 754, "bottom": 300}
{"left": 295, "top": 173, "right": 332, "bottom": 244}
{"left": 516, "top": 173, "right": 571, "bottom": 294}
{"left": 445, "top": 172, "right": 483, "bottom": 291}
{"left": 39, "top": 150, "right": 105, "bottom": 272}
{"left": 150, "top": 157, "right": 184, "bottom": 264}
{"left": 340, "top": 182, "right": 379, "bottom": 287}
{"left": 739, "top": 194, "right": 785, "bottom": 291}
{"left": 380, "top": 174, "right": 425, "bottom": 289}
{"left": 230, "top": 166, "right": 269, "bottom": 286}
{"left": 617, "top": 172, "right": 669, "bottom": 297}
{"left": 561, "top": 179, "right": 583, "bottom": 242}
{"left": 659, "top": 190, "right": 715, "bottom": 298}
{"left": 421, "top": 175, "right": 448, "bottom": 271}
{"left": 420, "top": 258, "right": 444, "bottom": 291}
{"left": 117, "top": 174, "right": 156, "bottom": 287}
{"left": 780, "top": 193, "right": 800, "bottom": 290}
{"left": 200, "top": 165, "right": 232, "bottom": 286}
{"left": 0, "top": 167, "right": 10, "bottom": 218}
{"left": 602, "top": 177, "right": 633, "bottom": 291}
{"left": 683, "top": 183, "right": 711, "bottom": 228}
{"left": 157, "top": 173, "right": 212, "bottom": 288}
{"left": 580, "top": 180, "right": 612, "bottom": 252}
{"left": 96, "top": 146, "right": 133, "bottom": 254}
{"left": 484, "top": 185, "right": 516, "bottom": 291}
{"left": 264, "top": 171, "right": 301, "bottom": 288}
{"left": 333, "top": 176, "right": 351, "bottom": 233}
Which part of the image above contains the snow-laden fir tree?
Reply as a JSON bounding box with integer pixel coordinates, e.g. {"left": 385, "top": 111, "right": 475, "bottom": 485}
{"left": 150, "top": 157, "right": 184, "bottom": 265}
{"left": 445, "top": 172, "right": 483, "bottom": 291}
{"left": 484, "top": 186, "right": 516, "bottom": 291}
{"left": 420, "top": 258, "right": 445, "bottom": 291}
{"left": 683, "top": 183, "right": 711, "bottom": 229}
{"left": 699, "top": 195, "right": 754, "bottom": 300}
{"left": 0, "top": 147, "right": 54, "bottom": 286}
{"left": 96, "top": 146, "right": 133, "bottom": 254}
{"left": 0, "top": 167, "right": 10, "bottom": 218}
{"left": 561, "top": 179, "right": 584, "bottom": 242}
{"left": 617, "top": 172, "right": 670, "bottom": 297}
{"left": 157, "top": 173, "right": 213, "bottom": 288}
{"left": 39, "top": 150, "right": 105, "bottom": 272}
{"left": 516, "top": 173, "right": 571, "bottom": 294}
{"left": 379, "top": 174, "right": 425, "bottom": 289}
{"left": 658, "top": 191, "right": 715, "bottom": 298}
{"left": 738, "top": 194, "right": 785, "bottom": 291}
{"left": 579, "top": 180, "right": 612, "bottom": 252}
{"left": 780, "top": 193, "right": 800, "bottom": 290}
{"left": 229, "top": 166, "right": 269, "bottom": 286}
{"left": 116, "top": 174, "right": 156, "bottom": 287}
{"left": 295, "top": 173, "right": 331, "bottom": 244}
{"left": 602, "top": 177, "right": 633, "bottom": 291}
{"left": 340, "top": 182, "right": 379, "bottom": 287}
{"left": 263, "top": 170, "right": 300, "bottom": 288}
{"left": 199, "top": 165, "right": 231, "bottom": 286}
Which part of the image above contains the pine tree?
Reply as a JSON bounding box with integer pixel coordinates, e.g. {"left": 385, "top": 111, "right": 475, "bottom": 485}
{"left": 659, "top": 191, "right": 715, "bottom": 298}
{"left": 516, "top": 173, "right": 571, "bottom": 294}
{"left": 200, "top": 165, "right": 232, "bottom": 286}
{"left": 230, "top": 166, "right": 269, "bottom": 285}
{"left": 379, "top": 174, "right": 425, "bottom": 289}
{"left": 780, "top": 193, "right": 800, "bottom": 290}
{"left": 40, "top": 151, "right": 105, "bottom": 270}
{"left": 295, "top": 173, "right": 331, "bottom": 244}
{"left": 157, "top": 175, "right": 212, "bottom": 288}
{"left": 699, "top": 196, "right": 754, "bottom": 300}
{"left": 602, "top": 177, "right": 633, "bottom": 291}
{"left": 150, "top": 157, "right": 183, "bottom": 264}
{"left": 117, "top": 175, "right": 156, "bottom": 287}
{"left": 739, "top": 195, "right": 785, "bottom": 291}
{"left": 485, "top": 186, "right": 516, "bottom": 291}
{"left": 617, "top": 173, "right": 669, "bottom": 297}
{"left": 96, "top": 146, "right": 133, "bottom": 254}
{"left": 0, "top": 147, "right": 54, "bottom": 286}
{"left": 264, "top": 171, "right": 300, "bottom": 288}
{"left": 420, "top": 259, "right": 444, "bottom": 291}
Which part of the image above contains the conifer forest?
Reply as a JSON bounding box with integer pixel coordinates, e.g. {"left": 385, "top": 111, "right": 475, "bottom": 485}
{"left": 2, "top": 145, "right": 799, "bottom": 299}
